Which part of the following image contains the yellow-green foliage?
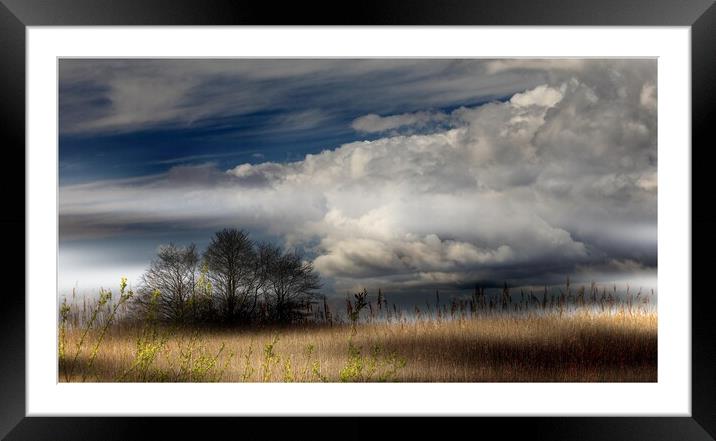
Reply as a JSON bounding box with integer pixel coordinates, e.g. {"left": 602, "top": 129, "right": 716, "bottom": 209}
{"left": 82, "top": 278, "right": 134, "bottom": 381}
{"left": 241, "top": 342, "right": 255, "bottom": 381}
{"left": 338, "top": 340, "right": 406, "bottom": 382}
{"left": 58, "top": 298, "right": 71, "bottom": 363}
{"left": 178, "top": 337, "right": 227, "bottom": 382}
{"left": 282, "top": 356, "right": 295, "bottom": 382}
{"left": 63, "top": 279, "right": 134, "bottom": 381}
{"left": 261, "top": 335, "right": 281, "bottom": 382}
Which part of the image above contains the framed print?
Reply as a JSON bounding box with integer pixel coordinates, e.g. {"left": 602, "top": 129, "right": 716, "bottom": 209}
{"left": 4, "top": 0, "right": 715, "bottom": 439}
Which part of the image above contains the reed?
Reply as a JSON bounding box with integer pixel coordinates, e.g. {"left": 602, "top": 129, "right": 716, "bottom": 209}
{"left": 58, "top": 279, "right": 657, "bottom": 382}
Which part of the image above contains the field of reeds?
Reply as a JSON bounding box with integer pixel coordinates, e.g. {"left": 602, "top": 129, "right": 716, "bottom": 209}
{"left": 58, "top": 280, "right": 657, "bottom": 382}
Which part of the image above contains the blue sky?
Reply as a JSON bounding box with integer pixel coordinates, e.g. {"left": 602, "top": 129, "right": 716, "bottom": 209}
{"left": 59, "top": 97, "right": 507, "bottom": 184}
{"left": 59, "top": 60, "right": 524, "bottom": 184}
{"left": 59, "top": 59, "right": 657, "bottom": 298}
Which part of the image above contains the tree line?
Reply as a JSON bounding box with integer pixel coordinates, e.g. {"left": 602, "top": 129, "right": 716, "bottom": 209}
{"left": 133, "top": 228, "right": 321, "bottom": 325}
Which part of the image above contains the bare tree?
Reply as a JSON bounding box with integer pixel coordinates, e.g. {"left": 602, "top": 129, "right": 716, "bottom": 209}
{"left": 136, "top": 243, "right": 199, "bottom": 323}
{"left": 134, "top": 230, "right": 323, "bottom": 326}
{"left": 251, "top": 242, "right": 280, "bottom": 321}
{"left": 263, "top": 246, "right": 321, "bottom": 323}
{"left": 203, "top": 228, "right": 256, "bottom": 323}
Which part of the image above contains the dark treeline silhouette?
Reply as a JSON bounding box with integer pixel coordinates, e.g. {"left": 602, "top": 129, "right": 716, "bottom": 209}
{"left": 132, "top": 228, "right": 321, "bottom": 325}
{"left": 127, "top": 227, "right": 653, "bottom": 328}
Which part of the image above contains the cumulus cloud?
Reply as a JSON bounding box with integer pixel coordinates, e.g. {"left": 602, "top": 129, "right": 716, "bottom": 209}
{"left": 509, "top": 84, "right": 564, "bottom": 108}
{"left": 60, "top": 60, "right": 657, "bottom": 294}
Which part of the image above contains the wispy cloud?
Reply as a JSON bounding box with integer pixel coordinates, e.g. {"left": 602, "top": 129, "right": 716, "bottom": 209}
{"left": 351, "top": 110, "right": 449, "bottom": 134}
{"left": 149, "top": 150, "right": 263, "bottom": 166}
{"left": 59, "top": 59, "right": 547, "bottom": 136}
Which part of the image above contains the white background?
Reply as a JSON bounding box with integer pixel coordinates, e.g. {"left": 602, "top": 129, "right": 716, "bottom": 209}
{"left": 26, "top": 27, "right": 691, "bottom": 416}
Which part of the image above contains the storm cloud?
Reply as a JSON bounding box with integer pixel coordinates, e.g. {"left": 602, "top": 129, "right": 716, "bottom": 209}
{"left": 59, "top": 59, "right": 656, "bottom": 295}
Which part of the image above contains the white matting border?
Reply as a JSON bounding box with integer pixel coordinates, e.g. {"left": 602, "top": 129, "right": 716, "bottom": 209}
{"left": 26, "top": 27, "right": 690, "bottom": 416}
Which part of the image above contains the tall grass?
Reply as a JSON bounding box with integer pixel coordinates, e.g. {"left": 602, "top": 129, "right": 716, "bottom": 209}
{"left": 58, "top": 279, "right": 657, "bottom": 382}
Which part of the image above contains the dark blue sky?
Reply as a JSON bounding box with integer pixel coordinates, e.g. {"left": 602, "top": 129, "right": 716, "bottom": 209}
{"left": 59, "top": 59, "right": 534, "bottom": 184}
{"left": 59, "top": 99, "right": 505, "bottom": 184}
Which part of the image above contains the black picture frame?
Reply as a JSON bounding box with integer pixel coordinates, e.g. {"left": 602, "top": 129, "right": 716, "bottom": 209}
{"left": 2, "top": 0, "right": 714, "bottom": 439}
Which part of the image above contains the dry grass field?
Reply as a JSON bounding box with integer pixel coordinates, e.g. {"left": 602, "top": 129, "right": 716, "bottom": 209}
{"left": 59, "top": 310, "right": 657, "bottom": 382}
